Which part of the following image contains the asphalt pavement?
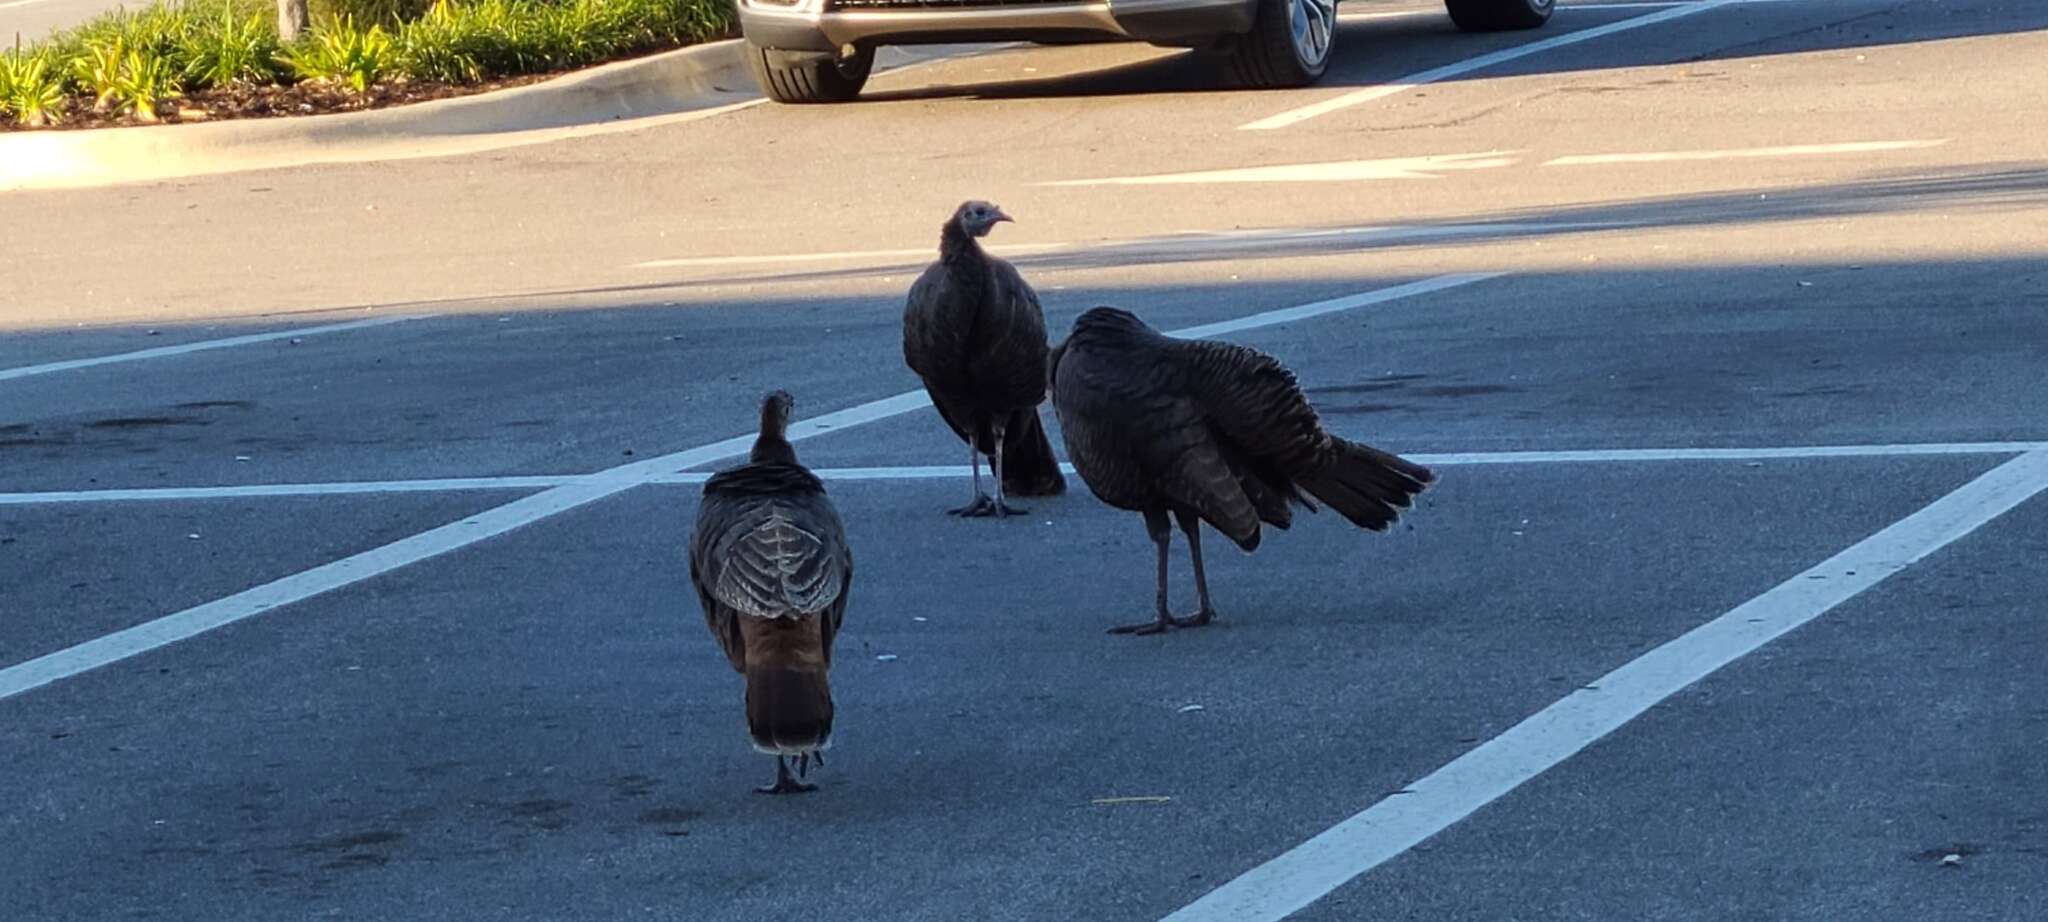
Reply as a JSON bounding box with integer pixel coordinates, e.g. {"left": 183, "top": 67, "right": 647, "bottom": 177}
{"left": 4, "top": 0, "right": 2047, "bottom": 919}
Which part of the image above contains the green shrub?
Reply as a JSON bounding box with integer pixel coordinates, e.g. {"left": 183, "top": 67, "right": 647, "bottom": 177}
{"left": 111, "top": 46, "right": 185, "bottom": 121}
{"left": 312, "top": 0, "right": 436, "bottom": 29}
{"left": 2, "top": 47, "right": 67, "bottom": 126}
{"left": 1, "top": 0, "right": 737, "bottom": 129}
{"left": 179, "top": 3, "right": 285, "bottom": 86}
{"left": 57, "top": 5, "right": 191, "bottom": 62}
{"left": 286, "top": 16, "right": 393, "bottom": 95}
{"left": 73, "top": 37, "right": 128, "bottom": 112}
{"left": 392, "top": 0, "right": 488, "bottom": 83}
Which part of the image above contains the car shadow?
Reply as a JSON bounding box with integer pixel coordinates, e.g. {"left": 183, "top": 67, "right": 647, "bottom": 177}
{"left": 853, "top": 1, "right": 2048, "bottom": 103}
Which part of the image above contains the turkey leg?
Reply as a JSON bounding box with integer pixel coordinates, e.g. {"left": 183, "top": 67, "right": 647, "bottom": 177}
{"left": 950, "top": 421, "right": 1026, "bottom": 517}
{"left": 947, "top": 443, "right": 996, "bottom": 516}
{"left": 1110, "top": 509, "right": 1204, "bottom": 634}
{"left": 1175, "top": 508, "right": 1218, "bottom": 627}
{"left": 984, "top": 418, "right": 1028, "bottom": 517}
{"left": 756, "top": 755, "right": 817, "bottom": 795}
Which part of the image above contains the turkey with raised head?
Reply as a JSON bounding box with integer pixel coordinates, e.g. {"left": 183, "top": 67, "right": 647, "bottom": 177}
{"left": 688, "top": 390, "right": 854, "bottom": 793}
{"left": 1049, "top": 307, "right": 1434, "bottom": 635}
{"left": 902, "top": 200, "right": 1066, "bottom": 517}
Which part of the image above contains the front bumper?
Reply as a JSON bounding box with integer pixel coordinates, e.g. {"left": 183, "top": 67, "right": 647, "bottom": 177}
{"left": 737, "top": 0, "right": 1257, "bottom": 53}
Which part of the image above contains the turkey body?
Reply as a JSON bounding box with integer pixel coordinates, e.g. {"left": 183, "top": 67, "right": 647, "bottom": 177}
{"left": 689, "top": 391, "right": 853, "bottom": 793}
{"left": 1049, "top": 307, "right": 1434, "bottom": 634}
{"left": 903, "top": 201, "right": 1065, "bottom": 515}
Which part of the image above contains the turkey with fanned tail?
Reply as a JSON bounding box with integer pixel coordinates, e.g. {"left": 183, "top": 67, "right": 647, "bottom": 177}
{"left": 1049, "top": 307, "right": 1434, "bottom": 635}
{"left": 902, "top": 200, "right": 1066, "bottom": 517}
{"left": 688, "top": 390, "right": 853, "bottom": 793}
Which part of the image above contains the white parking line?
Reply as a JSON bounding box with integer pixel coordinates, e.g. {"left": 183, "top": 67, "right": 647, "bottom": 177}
{"left": 1543, "top": 139, "right": 1950, "bottom": 165}
{"left": 0, "top": 314, "right": 422, "bottom": 383}
{"left": 0, "top": 273, "right": 1499, "bottom": 702}
{"left": 7, "top": 442, "right": 2042, "bottom": 505}
{"left": 1042, "top": 152, "right": 1521, "bottom": 186}
{"left": 631, "top": 222, "right": 1618, "bottom": 271}
{"left": 1163, "top": 448, "right": 2048, "bottom": 922}
{"left": 0, "top": 476, "right": 582, "bottom": 504}
{"left": 1239, "top": 0, "right": 1742, "bottom": 131}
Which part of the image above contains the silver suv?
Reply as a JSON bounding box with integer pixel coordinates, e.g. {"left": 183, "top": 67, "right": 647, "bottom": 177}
{"left": 736, "top": 0, "right": 1554, "bottom": 103}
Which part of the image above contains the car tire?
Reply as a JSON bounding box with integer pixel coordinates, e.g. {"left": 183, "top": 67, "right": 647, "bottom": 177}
{"left": 746, "top": 42, "right": 875, "bottom": 104}
{"left": 1444, "top": 0, "right": 1554, "bottom": 31}
{"left": 1227, "top": 0, "right": 1336, "bottom": 89}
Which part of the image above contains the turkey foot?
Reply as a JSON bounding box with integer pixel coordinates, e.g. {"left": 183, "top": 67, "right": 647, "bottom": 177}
{"left": 948, "top": 494, "right": 1027, "bottom": 517}
{"left": 756, "top": 756, "right": 818, "bottom": 795}
{"left": 1107, "top": 609, "right": 1212, "bottom": 635}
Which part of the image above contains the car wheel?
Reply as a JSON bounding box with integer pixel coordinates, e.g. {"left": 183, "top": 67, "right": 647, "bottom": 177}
{"left": 1228, "top": 0, "right": 1336, "bottom": 89}
{"left": 1444, "top": 0, "right": 1554, "bottom": 31}
{"left": 746, "top": 42, "right": 875, "bottom": 104}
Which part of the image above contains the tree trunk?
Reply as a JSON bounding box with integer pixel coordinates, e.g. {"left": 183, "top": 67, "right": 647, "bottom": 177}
{"left": 277, "top": 0, "right": 309, "bottom": 42}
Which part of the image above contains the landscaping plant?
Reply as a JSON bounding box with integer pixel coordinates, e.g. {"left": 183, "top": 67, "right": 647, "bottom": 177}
{"left": 1, "top": 0, "right": 740, "bottom": 129}
{"left": 111, "top": 46, "right": 186, "bottom": 121}
{"left": 181, "top": 2, "right": 286, "bottom": 86}
{"left": 285, "top": 16, "right": 394, "bottom": 96}
{"left": 2, "top": 46, "right": 67, "bottom": 126}
{"left": 73, "top": 38, "right": 129, "bottom": 112}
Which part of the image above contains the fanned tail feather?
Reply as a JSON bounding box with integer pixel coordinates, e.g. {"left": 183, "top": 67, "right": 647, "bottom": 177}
{"left": 1001, "top": 409, "right": 1067, "bottom": 497}
{"left": 1298, "top": 440, "right": 1435, "bottom": 532}
{"left": 744, "top": 661, "right": 834, "bottom": 755}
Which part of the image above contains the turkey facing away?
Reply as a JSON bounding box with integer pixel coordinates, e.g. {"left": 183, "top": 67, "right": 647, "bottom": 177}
{"left": 1049, "top": 307, "right": 1435, "bottom": 635}
{"left": 688, "top": 390, "right": 854, "bottom": 794}
{"left": 902, "top": 200, "right": 1066, "bottom": 517}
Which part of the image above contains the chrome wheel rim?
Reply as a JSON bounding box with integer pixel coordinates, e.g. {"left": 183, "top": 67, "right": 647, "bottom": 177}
{"left": 1288, "top": 0, "right": 1335, "bottom": 68}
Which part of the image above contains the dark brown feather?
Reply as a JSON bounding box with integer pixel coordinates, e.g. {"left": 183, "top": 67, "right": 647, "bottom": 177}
{"left": 687, "top": 393, "right": 853, "bottom": 755}
{"left": 1049, "top": 307, "right": 1432, "bottom": 553}
{"left": 903, "top": 206, "right": 1065, "bottom": 496}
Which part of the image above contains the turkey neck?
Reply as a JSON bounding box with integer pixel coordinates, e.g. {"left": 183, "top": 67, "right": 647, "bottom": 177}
{"left": 937, "top": 218, "right": 989, "bottom": 280}
{"left": 750, "top": 402, "right": 798, "bottom": 465}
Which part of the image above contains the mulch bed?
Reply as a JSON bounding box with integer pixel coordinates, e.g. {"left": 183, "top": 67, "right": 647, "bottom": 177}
{"left": 1, "top": 72, "right": 569, "bottom": 132}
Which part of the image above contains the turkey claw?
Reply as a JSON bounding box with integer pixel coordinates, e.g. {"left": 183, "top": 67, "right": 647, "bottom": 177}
{"left": 948, "top": 495, "right": 1028, "bottom": 518}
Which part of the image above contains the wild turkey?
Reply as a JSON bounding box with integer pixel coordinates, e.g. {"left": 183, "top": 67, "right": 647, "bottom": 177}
{"left": 1048, "top": 307, "right": 1434, "bottom": 635}
{"left": 902, "top": 200, "right": 1066, "bottom": 517}
{"left": 688, "top": 390, "right": 853, "bottom": 793}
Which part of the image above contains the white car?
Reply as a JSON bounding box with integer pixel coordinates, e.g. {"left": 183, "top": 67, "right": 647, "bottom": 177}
{"left": 735, "top": 0, "right": 1554, "bottom": 103}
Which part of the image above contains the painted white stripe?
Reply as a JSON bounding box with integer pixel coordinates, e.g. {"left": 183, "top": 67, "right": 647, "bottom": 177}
{"left": 0, "top": 476, "right": 581, "bottom": 505}
{"left": 1042, "top": 153, "right": 1520, "bottom": 187}
{"left": 1544, "top": 139, "right": 1950, "bottom": 166}
{"left": 1173, "top": 273, "right": 1504, "bottom": 339}
{"left": 0, "top": 273, "right": 1498, "bottom": 701}
{"left": 9, "top": 442, "right": 2042, "bottom": 505}
{"left": 1163, "top": 449, "right": 2048, "bottom": 922}
{"left": 630, "top": 221, "right": 1618, "bottom": 272}
{"left": 1238, "top": 0, "right": 1741, "bottom": 131}
{"left": 633, "top": 243, "right": 1070, "bottom": 270}
{"left": 0, "top": 315, "right": 422, "bottom": 383}
{"left": 1405, "top": 442, "right": 2048, "bottom": 465}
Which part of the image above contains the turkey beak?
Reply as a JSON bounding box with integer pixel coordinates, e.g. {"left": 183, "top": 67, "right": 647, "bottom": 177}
{"left": 994, "top": 208, "right": 1014, "bottom": 225}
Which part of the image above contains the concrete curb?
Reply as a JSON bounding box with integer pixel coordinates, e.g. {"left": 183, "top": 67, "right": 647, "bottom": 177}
{"left": 0, "top": 39, "right": 759, "bottom": 192}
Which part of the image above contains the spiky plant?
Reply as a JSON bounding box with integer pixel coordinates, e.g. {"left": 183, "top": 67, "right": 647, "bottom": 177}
{"left": 110, "top": 46, "right": 184, "bottom": 122}
{"left": 180, "top": 2, "right": 283, "bottom": 87}
{"left": 286, "top": 16, "right": 393, "bottom": 96}
{"left": 2, "top": 46, "right": 66, "bottom": 126}
{"left": 73, "top": 37, "right": 126, "bottom": 112}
